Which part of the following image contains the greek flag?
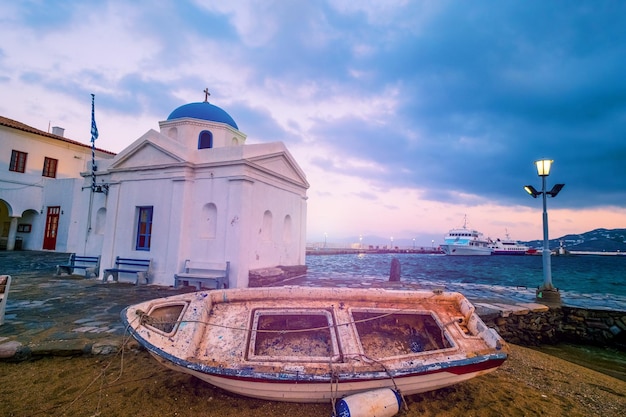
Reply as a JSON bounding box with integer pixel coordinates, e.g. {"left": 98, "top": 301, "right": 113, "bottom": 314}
{"left": 90, "top": 93, "right": 98, "bottom": 142}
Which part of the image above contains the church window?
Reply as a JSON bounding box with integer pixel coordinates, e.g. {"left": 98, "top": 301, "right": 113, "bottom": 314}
{"left": 9, "top": 150, "right": 27, "bottom": 173}
{"left": 198, "top": 130, "right": 213, "bottom": 149}
{"left": 136, "top": 206, "right": 153, "bottom": 251}
{"left": 42, "top": 157, "right": 58, "bottom": 178}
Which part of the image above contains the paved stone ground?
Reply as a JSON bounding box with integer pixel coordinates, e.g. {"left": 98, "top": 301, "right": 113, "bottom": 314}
{"left": 0, "top": 251, "right": 195, "bottom": 360}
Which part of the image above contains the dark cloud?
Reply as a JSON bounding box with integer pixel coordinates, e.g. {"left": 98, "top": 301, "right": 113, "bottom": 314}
{"left": 297, "top": 1, "right": 626, "bottom": 211}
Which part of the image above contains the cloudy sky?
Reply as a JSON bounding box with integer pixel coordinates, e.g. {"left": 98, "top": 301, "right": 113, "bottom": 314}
{"left": 2, "top": 1, "right": 625, "bottom": 247}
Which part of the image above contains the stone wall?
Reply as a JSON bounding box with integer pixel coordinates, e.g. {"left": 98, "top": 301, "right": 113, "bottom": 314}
{"left": 482, "top": 306, "right": 626, "bottom": 348}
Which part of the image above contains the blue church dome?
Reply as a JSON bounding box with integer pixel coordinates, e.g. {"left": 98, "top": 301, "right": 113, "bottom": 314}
{"left": 167, "top": 101, "right": 238, "bottom": 129}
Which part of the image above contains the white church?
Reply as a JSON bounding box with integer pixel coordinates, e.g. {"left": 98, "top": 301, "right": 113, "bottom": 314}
{"left": 0, "top": 95, "right": 309, "bottom": 288}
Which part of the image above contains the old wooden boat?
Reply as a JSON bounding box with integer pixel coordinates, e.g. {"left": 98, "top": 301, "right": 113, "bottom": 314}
{"left": 121, "top": 286, "right": 508, "bottom": 403}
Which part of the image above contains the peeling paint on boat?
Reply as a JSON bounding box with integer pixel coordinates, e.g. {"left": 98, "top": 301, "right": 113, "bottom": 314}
{"left": 121, "top": 286, "right": 508, "bottom": 403}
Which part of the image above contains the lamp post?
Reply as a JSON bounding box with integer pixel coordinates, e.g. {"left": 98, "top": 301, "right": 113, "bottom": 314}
{"left": 524, "top": 159, "right": 565, "bottom": 303}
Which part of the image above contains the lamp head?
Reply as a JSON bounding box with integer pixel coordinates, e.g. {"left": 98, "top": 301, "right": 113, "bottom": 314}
{"left": 535, "top": 159, "right": 553, "bottom": 176}
{"left": 524, "top": 185, "right": 540, "bottom": 198}
{"left": 547, "top": 183, "right": 565, "bottom": 197}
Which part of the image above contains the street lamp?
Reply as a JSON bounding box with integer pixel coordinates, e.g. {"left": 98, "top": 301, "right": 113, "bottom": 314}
{"left": 524, "top": 159, "right": 565, "bottom": 303}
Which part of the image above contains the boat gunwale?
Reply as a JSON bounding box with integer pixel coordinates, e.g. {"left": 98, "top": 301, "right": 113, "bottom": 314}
{"left": 206, "top": 286, "right": 468, "bottom": 306}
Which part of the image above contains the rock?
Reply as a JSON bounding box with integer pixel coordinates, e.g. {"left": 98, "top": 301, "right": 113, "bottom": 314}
{"left": 91, "top": 339, "right": 122, "bottom": 355}
{"left": 0, "top": 340, "right": 22, "bottom": 359}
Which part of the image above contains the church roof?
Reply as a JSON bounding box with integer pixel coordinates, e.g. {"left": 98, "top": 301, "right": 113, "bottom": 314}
{"left": 167, "top": 101, "right": 238, "bottom": 129}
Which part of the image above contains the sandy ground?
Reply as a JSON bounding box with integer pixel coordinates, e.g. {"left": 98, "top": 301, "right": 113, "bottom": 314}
{"left": 1, "top": 344, "right": 625, "bottom": 417}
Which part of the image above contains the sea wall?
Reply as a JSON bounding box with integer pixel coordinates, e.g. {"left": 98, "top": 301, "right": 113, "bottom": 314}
{"left": 482, "top": 306, "right": 626, "bottom": 348}
{"left": 248, "top": 265, "right": 308, "bottom": 287}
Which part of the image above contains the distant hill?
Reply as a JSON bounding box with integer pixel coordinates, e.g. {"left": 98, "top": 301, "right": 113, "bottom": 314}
{"left": 522, "top": 228, "right": 626, "bottom": 252}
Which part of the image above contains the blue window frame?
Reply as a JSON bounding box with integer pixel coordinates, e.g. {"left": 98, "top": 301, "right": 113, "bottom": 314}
{"left": 136, "top": 206, "right": 153, "bottom": 251}
{"left": 198, "top": 130, "right": 213, "bottom": 149}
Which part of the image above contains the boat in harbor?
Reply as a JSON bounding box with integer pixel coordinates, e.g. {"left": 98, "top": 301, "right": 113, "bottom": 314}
{"left": 121, "top": 286, "right": 508, "bottom": 403}
{"left": 489, "top": 231, "right": 530, "bottom": 256}
{"left": 440, "top": 219, "right": 493, "bottom": 256}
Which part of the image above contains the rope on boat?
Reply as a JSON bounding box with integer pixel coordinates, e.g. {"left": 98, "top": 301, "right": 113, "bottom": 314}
{"left": 61, "top": 314, "right": 141, "bottom": 415}
{"left": 134, "top": 308, "right": 457, "bottom": 336}
{"left": 348, "top": 354, "right": 409, "bottom": 413}
{"left": 329, "top": 367, "right": 340, "bottom": 417}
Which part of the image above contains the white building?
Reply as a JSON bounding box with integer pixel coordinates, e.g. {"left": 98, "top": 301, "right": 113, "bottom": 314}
{"left": 1, "top": 98, "right": 309, "bottom": 288}
{"left": 0, "top": 116, "right": 115, "bottom": 251}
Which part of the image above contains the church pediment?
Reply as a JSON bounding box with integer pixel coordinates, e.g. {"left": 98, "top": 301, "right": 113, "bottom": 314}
{"left": 247, "top": 146, "right": 309, "bottom": 189}
{"left": 109, "top": 129, "right": 186, "bottom": 170}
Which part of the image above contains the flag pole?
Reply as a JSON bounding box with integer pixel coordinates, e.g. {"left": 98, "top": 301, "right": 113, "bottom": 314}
{"left": 90, "top": 93, "right": 99, "bottom": 192}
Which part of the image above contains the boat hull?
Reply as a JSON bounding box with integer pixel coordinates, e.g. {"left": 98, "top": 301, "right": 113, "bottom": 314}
{"left": 440, "top": 245, "right": 492, "bottom": 256}
{"left": 146, "top": 350, "right": 506, "bottom": 402}
{"left": 121, "top": 286, "right": 508, "bottom": 403}
{"left": 491, "top": 250, "right": 527, "bottom": 256}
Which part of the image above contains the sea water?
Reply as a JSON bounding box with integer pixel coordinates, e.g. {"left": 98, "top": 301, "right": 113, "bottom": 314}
{"left": 305, "top": 253, "right": 626, "bottom": 381}
{"left": 305, "top": 253, "right": 626, "bottom": 309}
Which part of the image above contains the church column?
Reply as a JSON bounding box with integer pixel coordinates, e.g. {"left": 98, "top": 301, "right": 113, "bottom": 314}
{"left": 225, "top": 177, "right": 254, "bottom": 288}
{"left": 163, "top": 177, "right": 188, "bottom": 286}
{"left": 99, "top": 183, "right": 120, "bottom": 278}
{"left": 5, "top": 217, "right": 19, "bottom": 251}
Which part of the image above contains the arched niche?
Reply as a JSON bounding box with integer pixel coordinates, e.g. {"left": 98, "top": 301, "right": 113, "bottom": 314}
{"left": 201, "top": 203, "right": 217, "bottom": 239}
{"left": 95, "top": 207, "right": 107, "bottom": 235}
{"left": 261, "top": 210, "right": 273, "bottom": 241}
{"left": 283, "top": 215, "right": 292, "bottom": 243}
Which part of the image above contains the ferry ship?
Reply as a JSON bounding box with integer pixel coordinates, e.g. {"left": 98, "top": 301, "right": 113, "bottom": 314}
{"left": 440, "top": 219, "right": 492, "bottom": 256}
{"left": 489, "top": 232, "right": 530, "bottom": 256}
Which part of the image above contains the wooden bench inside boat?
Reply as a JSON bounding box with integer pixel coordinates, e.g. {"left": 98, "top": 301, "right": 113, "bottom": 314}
{"left": 56, "top": 254, "right": 101, "bottom": 278}
{"left": 174, "top": 260, "right": 229, "bottom": 290}
{"left": 103, "top": 257, "right": 152, "bottom": 285}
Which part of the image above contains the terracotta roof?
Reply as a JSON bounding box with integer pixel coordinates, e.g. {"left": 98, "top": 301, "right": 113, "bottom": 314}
{"left": 0, "top": 115, "right": 116, "bottom": 155}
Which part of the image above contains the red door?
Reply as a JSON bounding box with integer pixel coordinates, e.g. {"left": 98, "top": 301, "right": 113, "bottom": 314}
{"left": 43, "top": 206, "right": 60, "bottom": 250}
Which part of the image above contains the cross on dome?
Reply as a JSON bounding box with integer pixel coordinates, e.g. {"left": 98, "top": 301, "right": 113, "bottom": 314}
{"left": 203, "top": 88, "right": 211, "bottom": 102}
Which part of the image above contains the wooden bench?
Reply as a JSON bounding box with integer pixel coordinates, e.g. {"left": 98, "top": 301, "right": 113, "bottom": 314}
{"left": 174, "top": 260, "right": 229, "bottom": 290}
{"left": 56, "top": 254, "right": 101, "bottom": 278}
{"left": 0, "top": 275, "right": 11, "bottom": 325}
{"left": 103, "top": 257, "right": 152, "bottom": 285}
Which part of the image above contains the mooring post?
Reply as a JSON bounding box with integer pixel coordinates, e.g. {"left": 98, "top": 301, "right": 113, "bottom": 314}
{"left": 389, "top": 258, "right": 401, "bottom": 281}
